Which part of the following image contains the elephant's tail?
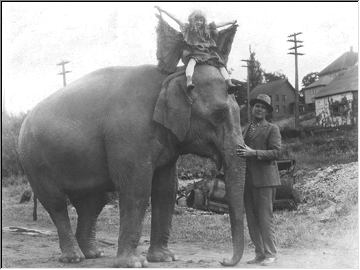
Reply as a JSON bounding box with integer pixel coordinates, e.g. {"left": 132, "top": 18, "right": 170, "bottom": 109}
{"left": 33, "top": 193, "right": 38, "bottom": 221}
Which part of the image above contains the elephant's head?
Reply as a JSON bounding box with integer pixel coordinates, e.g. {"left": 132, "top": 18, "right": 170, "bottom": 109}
{"left": 153, "top": 65, "right": 246, "bottom": 266}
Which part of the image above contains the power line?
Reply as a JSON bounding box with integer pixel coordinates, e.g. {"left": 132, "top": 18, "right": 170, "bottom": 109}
{"left": 287, "top": 32, "right": 304, "bottom": 129}
{"left": 57, "top": 60, "right": 71, "bottom": 87}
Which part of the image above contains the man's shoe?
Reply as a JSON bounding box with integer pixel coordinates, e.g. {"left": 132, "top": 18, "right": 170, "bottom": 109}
{"left": 260, "top": 257, "right": 277, "bottom": 266}
{"left": 246, "top": 256, "right": 265, "bottom": 264}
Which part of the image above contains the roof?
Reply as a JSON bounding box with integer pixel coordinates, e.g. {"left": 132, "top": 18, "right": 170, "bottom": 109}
{"left": 302, "top": 76, "right": 333, "bottom": 90}
{"left": 251, "top": 79, "right": 296, "bottom": 98}
{"left": 315, "top": 65, "right": 358, "bottom": 98}
{"left": 318, "top": 50, "right": 358, "bottom": 76}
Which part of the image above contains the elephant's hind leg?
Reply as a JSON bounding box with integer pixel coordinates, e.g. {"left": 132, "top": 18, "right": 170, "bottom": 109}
{"left": 35, "top": 180, "right": 84, "bottom": 263}
{"left": 69, "top": 192, "right": 108, "bottom": 259}
{"left": 147, "top": 163, "right": 177, "bottom": 262}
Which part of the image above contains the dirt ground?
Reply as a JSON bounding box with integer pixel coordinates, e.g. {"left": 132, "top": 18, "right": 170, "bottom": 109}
{"left": 2, "top": 187, "right": 358, "bottom": 268}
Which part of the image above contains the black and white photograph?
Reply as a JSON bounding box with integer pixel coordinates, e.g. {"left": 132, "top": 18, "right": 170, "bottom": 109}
{"left": 2, "top": 2, "right": 358, "bottom": 268}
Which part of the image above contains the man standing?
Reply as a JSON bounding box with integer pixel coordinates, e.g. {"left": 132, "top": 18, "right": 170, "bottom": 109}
{"left": 236, "top": 94, "right": 281, "bottom": 266}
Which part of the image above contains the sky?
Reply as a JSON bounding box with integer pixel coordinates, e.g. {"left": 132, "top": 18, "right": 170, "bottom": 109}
{"left": 2, "top": 2, "right": 358, "bottom": 114}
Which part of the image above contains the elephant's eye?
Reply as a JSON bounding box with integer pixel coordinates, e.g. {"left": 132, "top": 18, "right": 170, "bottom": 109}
{"left": 212, "top": 107, "right": 228, "bottom": 123}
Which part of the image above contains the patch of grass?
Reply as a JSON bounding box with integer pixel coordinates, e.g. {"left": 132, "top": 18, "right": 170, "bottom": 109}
{"left": 282, "top": 128, "right": 357, "bottom": 170}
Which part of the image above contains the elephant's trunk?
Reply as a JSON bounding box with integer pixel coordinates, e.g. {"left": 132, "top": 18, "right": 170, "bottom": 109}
{"left": 221, "top": 134, "right": 246, "bottom": 266}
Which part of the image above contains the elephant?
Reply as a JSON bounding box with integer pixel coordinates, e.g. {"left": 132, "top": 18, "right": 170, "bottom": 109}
{"left": 18, "top": 64, "right": 246, "bottom": 267}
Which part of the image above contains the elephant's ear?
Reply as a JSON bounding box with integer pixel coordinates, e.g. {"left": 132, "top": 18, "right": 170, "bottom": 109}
{"left": 153, "top": 78, "right": 191, "bottom": 142}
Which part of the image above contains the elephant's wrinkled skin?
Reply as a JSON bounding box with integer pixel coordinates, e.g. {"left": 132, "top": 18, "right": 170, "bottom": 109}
{"left": 18, "top": 65, "right": 246, "bottom": 267}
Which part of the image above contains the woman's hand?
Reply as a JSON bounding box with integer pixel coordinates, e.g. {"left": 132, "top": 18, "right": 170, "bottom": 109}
{"left": 236, "top": 144, "right": 256, "bottom": 157}
{"left": 154, "top": 6, "right": 163, "bottom": 13}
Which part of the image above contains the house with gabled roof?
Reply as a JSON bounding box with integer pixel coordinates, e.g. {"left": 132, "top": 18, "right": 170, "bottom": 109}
{"left": 302, "top": 48, "right": 358, "bottom": 110}
{"left": 315, "top": 65, "right": 358, "bottom": 127}
{"left": 250, "top": 79, "right": 297, "bottom": 120}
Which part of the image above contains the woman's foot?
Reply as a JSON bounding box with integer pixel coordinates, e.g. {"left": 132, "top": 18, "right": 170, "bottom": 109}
{"left": 226, "top": 79, "right": 240, "bottom": 94}
{"left": 226, "top": 79, "right": 236, "bottom": 87}
{"left": 186, "top": 76, "right": 195, "bottom": 91}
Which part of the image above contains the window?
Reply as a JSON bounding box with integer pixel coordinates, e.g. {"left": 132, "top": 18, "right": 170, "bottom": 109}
{"left": 282, "top": 95, "right": 286, "bottom": 103}
{"left": 283, "top": 105, "right": 287, "bottom": 113}
{"left": 275, "top": 105, "right": 279, "bottom": 113}
{"left": 276, "top": 95, "right": 279, "bottom": 101}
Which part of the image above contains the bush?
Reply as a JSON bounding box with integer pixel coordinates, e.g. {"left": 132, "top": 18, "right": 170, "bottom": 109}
{"left": 282, "top": 127, "right": 357, "bottom": 169}
{"left": 2, "top": 111, "right": 27, "bottom": 178}
{"left": 281, "top": 127, "right": 302, "bottom": 139}
{"left": 177, "top": 154, "right": 217, "bottom": 180}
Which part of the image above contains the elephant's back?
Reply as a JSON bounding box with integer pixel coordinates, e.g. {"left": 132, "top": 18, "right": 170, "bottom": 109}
{"left": 18, "top": 65, "right": 166, "bottom": 187}
{"left": 20, "top": 65, "right": 167, "bottom": 152}
{"left": 33, "top": 65, "right": 163, "bottom": 118}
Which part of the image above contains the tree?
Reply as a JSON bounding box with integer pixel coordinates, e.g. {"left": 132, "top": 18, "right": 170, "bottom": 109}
{"left": 2, "top": 111, "right": 27, "bottom": 178}
{"left": 302, "top": 72, "right": 319, "bottom": 88}
{"left": 248, "top": 50, "right": 264, "bottom": 91}
{"left": 263, "top": 71, "right": 287, "bottom": 83}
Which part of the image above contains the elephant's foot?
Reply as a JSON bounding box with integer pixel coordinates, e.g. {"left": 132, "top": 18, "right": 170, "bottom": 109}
{"left": 79, "top": 244, "right": 104, "bottom": 259}
{"left": 59, "top": 248, "right": 85, "bottom": 263}
{"left": 113, "top": 254, "right": 148, "bottom": 268}
{"left": 76, "top": 235, "right": 105, "bottom": 259}
{"left": 220, "top": 255, "right": 242, "bottom": 267}
{"left": 147, "top": 246, "right": 177, "bottom": 262}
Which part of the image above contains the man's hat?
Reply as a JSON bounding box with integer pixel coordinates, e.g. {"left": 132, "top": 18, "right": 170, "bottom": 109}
{"left": 250, "top": 94, "right": 273, "bottom": 112}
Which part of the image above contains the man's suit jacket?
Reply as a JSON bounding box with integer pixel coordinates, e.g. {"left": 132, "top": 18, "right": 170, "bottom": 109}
{"left": 243, "top": 120, "right": 281, "bottom": 187}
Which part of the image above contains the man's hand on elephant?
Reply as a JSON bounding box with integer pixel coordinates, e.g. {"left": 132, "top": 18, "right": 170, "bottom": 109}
{"left": 236, "top": 144, "right": 256, "bottom": 157}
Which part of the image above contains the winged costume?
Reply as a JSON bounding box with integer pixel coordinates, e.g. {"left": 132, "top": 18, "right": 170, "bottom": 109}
{"left": 156, "top": 13, "right": 238, "bottom": 75}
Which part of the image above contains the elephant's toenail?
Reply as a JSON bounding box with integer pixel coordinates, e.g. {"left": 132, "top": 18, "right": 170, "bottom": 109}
{"left": 134, "top": 262, "right": 142, "bottom": 268}
{"left": 142, "top": 260, "right": 149, "bottom": 267}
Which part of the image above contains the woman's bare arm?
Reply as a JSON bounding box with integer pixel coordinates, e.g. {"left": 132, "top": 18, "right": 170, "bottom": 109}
{"left": 155, "top": 6, "right": 184, "bottom": 28}
{"left": 216, "top": 20, "right": 237, "bottom": 28}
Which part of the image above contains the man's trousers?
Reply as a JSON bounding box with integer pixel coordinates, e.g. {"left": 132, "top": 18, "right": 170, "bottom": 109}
{"left": 244, "top": 182, "right": 277, "bottom": 259}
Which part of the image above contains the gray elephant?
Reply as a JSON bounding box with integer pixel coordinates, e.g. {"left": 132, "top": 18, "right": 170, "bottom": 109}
{"left": 18, "top": 64, "right": 246, "bottom": 267}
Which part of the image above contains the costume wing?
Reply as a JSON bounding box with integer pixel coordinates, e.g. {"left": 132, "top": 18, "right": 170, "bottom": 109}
{"left": 215, "top": 24, "right": 238, "bottom": 65}
{"left": 156, "top": 14, "right": 184, "bottom": 74}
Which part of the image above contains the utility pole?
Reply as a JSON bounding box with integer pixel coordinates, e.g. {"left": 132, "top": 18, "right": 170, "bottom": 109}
{"left": 241, "top": 59, "right": 251, "bottom": 123}
{"left": 241, "top": 46, "right": 255, "bottom": 123}
{"left": 57, "top": 60, "right": 71, "bottom": 87}
{"left": 287, "top": 32, "right": 304, "bottom": 129}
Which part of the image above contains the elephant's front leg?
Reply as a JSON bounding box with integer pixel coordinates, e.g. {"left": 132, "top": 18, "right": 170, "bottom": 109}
{"left": 113, "top": 168, "right": 152, "bottom": 268}
{"left": 147, "top": 162, "right": 177, "bottom": 262}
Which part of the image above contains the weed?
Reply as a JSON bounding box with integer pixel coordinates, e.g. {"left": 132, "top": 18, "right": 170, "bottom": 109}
{"left": 2, "top": 175, "right": 28, "bottom": 187}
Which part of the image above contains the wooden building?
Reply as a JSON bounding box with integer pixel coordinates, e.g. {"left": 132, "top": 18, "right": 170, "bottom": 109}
{"left": 250, "top": 79, "right": 296, "bottom": 120}
{"left": 315, "top": 65, "right": 358, "bottom": 127}
{"left": 303, "top": 48, "right": 358, "bottom": 110}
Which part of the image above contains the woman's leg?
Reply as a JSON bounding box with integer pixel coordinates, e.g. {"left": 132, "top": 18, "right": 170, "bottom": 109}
{"left": 185, "top": 58, "right": 196, "bottom": 90}
{"left": 219, "top": 67, "right": 236, "bottom": 87}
